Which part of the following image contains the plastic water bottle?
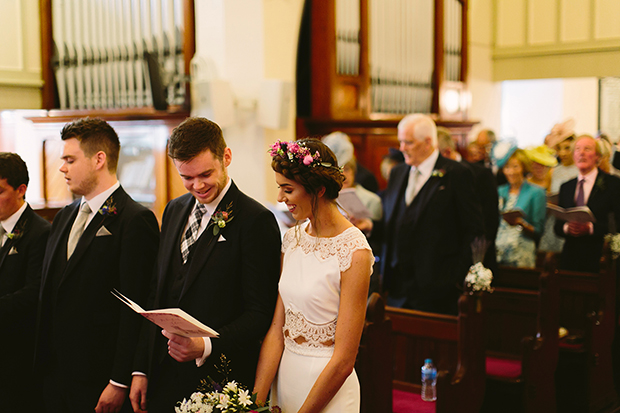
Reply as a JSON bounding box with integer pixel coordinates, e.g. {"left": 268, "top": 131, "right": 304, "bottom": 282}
{"left": 421, "top": 358, "right": 437, "bottom": 402}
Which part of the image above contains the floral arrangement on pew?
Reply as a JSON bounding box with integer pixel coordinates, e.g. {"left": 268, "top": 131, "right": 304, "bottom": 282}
{"left": 604, "top": 233, "right": 620, "bottom": 260}
{"left": 175, "top": 355, "right": 281, "bottom": 413}
{"left": 465, "top": 238, "right": 494, "bottom": 293}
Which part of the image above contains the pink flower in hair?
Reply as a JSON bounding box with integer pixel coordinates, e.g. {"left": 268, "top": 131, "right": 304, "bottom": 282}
{"left": 302, "top": 154, "right": 314, "bottom": 165}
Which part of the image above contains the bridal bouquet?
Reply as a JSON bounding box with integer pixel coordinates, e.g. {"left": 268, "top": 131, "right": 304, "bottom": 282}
{"left": 175, "top": 381, "right": 280, "bottom": 413}
{"left": 176, "top": 354, "right": 281, "bottom": 413}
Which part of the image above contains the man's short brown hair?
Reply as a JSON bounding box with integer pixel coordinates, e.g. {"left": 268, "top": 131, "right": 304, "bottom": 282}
{"left": 60, "top": 118, "right": 121, "bottom": 173}
{"left": 168, "top": 117, "right": 227, "bottom": 162}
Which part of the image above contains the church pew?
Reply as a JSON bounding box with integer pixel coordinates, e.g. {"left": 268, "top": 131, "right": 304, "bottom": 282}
{"left": 356, "top": 292, "right": 393, "bottom": 413}
{"left": 494, "top": 247, "right": 618, "bottom": 413}
{"left": 387, "top": 290, "right": 486, "bottom": 413}
{"left": 553, "top": 249, "right": 618, "bottom": 413}
{"left": 482, "top": 269, "right": 559, "bottom": 413}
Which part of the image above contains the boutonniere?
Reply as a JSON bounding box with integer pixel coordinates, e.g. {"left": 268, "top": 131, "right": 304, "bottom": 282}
{"left": 210, "top": 202, "right": 234, "bottom": 236}
{"left": 595, "top": 176, "right": 605, "bottom": 192}
{"left": 99, "top": 197, "right": 117, "bottom": 216}
{"left": 431, "top": 169, "right": 445, "bottom": 178}
{"left": 6, "top": 218, "right": 27, "bottom": 241}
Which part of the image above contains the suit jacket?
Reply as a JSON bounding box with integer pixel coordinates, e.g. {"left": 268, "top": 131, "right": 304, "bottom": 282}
{"left": 0, "top": 205, "right": 50, "bottom": 391}
{"left": 464, "top": 160, "right": 499, "bottom": 272}
{"left": 554, "top": 170, "right": 620, "bottom": 272}
{"left": 138, "top": 181, "right": 281, "bottom": 407}
{"left": 36, "top": 186, "right": 159, "bottom": 389}
{"left": 378, "top": 155, "right": 484, "bottom": 313}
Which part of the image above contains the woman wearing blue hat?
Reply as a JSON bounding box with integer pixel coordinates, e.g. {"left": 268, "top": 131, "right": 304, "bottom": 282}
{"left": 493, "top": 144, "right": 547, "bottom": 268}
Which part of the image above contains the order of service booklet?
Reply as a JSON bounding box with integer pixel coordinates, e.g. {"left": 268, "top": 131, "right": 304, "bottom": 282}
{"left": 546, "top": 204, "right": 596, "bottom": 224}
{"left": 337, "top": 188, "right": 371, "bottom": 220}
{"left": 112, "top": 289, "right": 219, "bottom": 338}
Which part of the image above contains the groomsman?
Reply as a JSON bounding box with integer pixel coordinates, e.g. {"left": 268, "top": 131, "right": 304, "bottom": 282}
{"left": 36, "top": 118, "right": 159, "bottom": 413}
{"left": 130, "top": 117, "right": 281, "bottom": 413}
{"left": 0, "top": 153, "right": 50, "bottom": 409}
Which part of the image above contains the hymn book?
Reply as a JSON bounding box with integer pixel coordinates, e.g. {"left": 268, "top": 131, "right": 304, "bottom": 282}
{"left": 112, "top": 290, "right": 219, "bottom": 338}
{"left": 546, "top": 204, "right": 596, "bottom": 224}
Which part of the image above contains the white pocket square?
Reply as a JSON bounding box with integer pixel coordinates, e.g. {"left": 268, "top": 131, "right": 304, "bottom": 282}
{"left": 96, "top": 226, "right": 112, "bottom": 237}
{"left": 218, "top": 234, "right": 226, "bottom": 242}
{"left": 8, "top": 246, "right": 18, "bottom": 255}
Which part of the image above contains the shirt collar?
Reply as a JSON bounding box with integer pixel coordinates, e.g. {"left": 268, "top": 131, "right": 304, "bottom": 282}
{"left": 416, "top": 149, "right": 440, "bottom": 177}
{"left": 194, "top": 178, "right": 232, "bottom": 217}
{"left": 1, "top": 201, "right": 28, "bottom": 234}
{"left": 82, "top": 181, "right": 120, "bottom": 215}
{"left": 578, "top": 168, "right": 598, "bottom": 183}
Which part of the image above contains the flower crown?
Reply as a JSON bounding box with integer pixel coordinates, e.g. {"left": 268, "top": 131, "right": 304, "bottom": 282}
{"left": 269, "top": 140, "right": 340, "bottom": 171}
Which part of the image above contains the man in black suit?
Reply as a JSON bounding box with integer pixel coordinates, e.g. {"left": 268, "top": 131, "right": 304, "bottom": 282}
{"left": 437, "top": 127, "right": 499, "bottom": 274}
{"left": 129, "top": 117, "right": 281, "bottom": 413}
{"left": 0, "top": 153, "right": 50, "bottom": 409}
{"left": 373, "top": 114, "right": 483, "bottom": 315}
{"left": 554, "top": 135, "right": 620, "bottom": 272}
{"left": 36, "top": 118, "right": 160, "bottom": 413}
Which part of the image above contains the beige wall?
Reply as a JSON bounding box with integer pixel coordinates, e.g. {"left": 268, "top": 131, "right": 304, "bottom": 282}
{"left": 493, "top": 0, "right": 620, "bottom": 80}
{"left": 0, "top": 0, "right": 42, "bottom": 109}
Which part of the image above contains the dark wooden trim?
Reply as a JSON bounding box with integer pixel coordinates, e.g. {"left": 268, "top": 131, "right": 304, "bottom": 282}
{"left": 432, "top": 0, "right": 445, "bottom": 114}
{"left": 460, "top": 0, "right": 469, "bottom": 82}
{"left": 40, "top": 0, "right": 56, "bottom": 109}
{"left": 25, "top": 108, "right": 189, "bottom": 124}
{"left": 183, "top": 0, "right": 196, "bottom": 111}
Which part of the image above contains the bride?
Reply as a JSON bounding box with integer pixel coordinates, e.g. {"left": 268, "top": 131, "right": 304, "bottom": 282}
{"left": 254, "top": 138, "right": 373, "bottom": 412}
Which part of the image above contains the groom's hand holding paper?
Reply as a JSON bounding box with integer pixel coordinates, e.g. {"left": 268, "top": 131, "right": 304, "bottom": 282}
{"left": 162, "top": 329, "right": 206, "bottom": 362}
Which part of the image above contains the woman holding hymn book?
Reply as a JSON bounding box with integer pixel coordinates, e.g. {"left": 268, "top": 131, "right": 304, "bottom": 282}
{"left": 494, "top": 143, "right": 546, "bottom": 268}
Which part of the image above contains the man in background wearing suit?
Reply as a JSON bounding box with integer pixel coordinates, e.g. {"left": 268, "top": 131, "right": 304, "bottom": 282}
{"left": 0, "top": 153, "right": 50, "bottom": 409}
{"left": 36, "top": 118, "right": 160, "bottom": 413}
{"left": 374, "top": 114, "right": 483, "bottom": 315}
{"left": 554, "top": 135, "right": 620, "bottom": 272}
{"left": 130, "top": 117, "right": 281, "bottom": 413}
{"left": 437, "top": 127, "right": 499, "bottom": 274}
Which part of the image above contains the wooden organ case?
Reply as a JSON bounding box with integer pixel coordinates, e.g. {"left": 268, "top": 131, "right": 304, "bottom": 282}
{"left": 296, "top": 0, "right": 477, "bottom": 189}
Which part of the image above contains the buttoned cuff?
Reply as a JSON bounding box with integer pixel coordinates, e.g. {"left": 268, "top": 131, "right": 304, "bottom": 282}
{"left": 196, "top": 337, "right": 212, "bottom": 367}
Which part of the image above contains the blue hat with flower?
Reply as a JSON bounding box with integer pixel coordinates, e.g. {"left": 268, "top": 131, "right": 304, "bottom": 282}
{"left": 491, "top": 139, "right": 518, "bottom": 169}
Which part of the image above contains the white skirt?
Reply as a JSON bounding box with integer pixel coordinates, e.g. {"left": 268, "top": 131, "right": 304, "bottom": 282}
{"left": 271, "top": 347, "right": 360, "bottom": 412}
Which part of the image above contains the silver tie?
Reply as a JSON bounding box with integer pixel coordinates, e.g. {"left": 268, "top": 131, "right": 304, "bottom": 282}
{"left": 67, "top": 202, "right": 92, "bottom": 259}
{"left": 405, "top": 167, "right": 421, "bottom": 206}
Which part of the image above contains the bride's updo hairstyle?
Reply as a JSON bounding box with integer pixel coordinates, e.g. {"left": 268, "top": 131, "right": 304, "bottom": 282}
{"left": 270, "top": 138, "right": 344, "bottom": 212}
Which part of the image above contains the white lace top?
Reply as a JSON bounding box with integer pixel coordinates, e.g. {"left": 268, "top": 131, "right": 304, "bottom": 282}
{"left": 280, "top": 222, "right": 374, "bottom": 357}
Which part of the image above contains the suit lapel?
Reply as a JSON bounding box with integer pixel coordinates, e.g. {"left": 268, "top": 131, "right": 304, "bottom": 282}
{"left": 406, "top": 156, "right": 446, "bottom": 226}
{"left": 588, "top": 169, "right": 606, "bottom": 205}
{"left": 0, "top": 206, "right": 33, "bottom": 269}
{"left": 155, "top": 195, "right": 195, "bottom": 305}
{"left": 178, "top": 182, "right": 240, "bottom": 302}
{"left": 385, "top": 165, "right": 409, "bottom": 225}
{"left": 60, "top": 188, "right": 126, "bottom": 285}
{"left": 40, "top": 200, "right": 80, "bottom": 291}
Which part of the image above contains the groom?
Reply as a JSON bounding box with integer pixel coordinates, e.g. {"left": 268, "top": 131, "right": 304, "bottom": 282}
{"left": 130, "top": 117, "right": 281, "bottom": 413}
